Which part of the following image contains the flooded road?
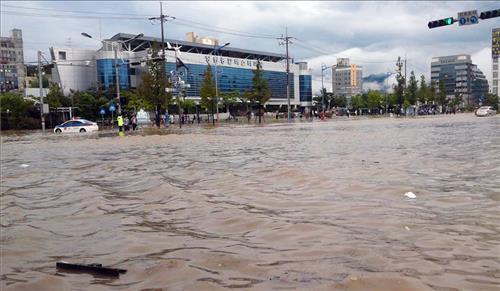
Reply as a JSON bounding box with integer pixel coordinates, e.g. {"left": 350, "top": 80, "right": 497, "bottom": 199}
{"left": 1, "top": 114, "right": 499, "bottom": 290}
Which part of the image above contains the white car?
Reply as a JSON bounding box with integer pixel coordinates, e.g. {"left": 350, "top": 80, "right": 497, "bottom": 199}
{"left": 475, "top": 106, "right": 497, "bottom": 117}
{"left": 54, "top": 119, "right": 99, "bottom": 133}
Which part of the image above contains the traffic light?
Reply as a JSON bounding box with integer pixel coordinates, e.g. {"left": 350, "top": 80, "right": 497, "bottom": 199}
{"left": 428, "top": 17, "right": 454, "bottom": 29}
{"left": 480, "top": 9, "right": 500, "bottom": 20}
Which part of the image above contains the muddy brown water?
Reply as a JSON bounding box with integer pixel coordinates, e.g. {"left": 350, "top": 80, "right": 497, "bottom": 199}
{"left": 1, "top": 114, "right": 499, "bottom": 290}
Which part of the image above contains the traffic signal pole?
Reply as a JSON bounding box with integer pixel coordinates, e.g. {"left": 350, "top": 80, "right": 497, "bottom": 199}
{"left": 428, "top": 9, "right": 499, "bottom": 29}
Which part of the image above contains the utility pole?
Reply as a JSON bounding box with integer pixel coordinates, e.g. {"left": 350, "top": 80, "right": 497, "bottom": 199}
{"left": 396, "top": 56, "right": 404, "bottom": 108}
{"left": 404, "top": 54, "right": 407, "bottom": 90}
{"left": 278, "top": 28, "right": 293, "bottom": 122}
{"left": 149, "top": 2, "right": 173, "bottom": 128}
{"left": 38, "top": 51, "right": 45, "bottom": 132}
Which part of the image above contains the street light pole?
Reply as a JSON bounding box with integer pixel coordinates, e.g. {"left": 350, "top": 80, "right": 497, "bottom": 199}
{"left": 212, "top": 42, "right": 230, "bottom": 123}
{"left": 321, "top": 64, "right": 328, "bottom": 112}
{"left": 113, "top": 42, "right": 121, "bottom": 115}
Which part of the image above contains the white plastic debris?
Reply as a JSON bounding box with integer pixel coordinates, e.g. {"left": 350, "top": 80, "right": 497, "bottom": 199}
{"left": 404, "top": 226, "right": 411, "bottom": 231}
{"left": 19, "top": 164, "right": 30, "bottom": 168}
{"left": 404, "top": 192, "right": 416, "bottom": 199}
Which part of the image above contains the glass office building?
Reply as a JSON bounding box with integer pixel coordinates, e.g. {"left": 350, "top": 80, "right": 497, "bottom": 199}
{"left": 430, "top": 54, "right": 489, "bottom": 106}
{"left": 97, "top": 33, "right": 311, "bottom": 107}
{"left": 96, "top": 59, "right": 130, "bottom": 89}
{"left": 51, "top": 32, "right": 312, "bottom": 107}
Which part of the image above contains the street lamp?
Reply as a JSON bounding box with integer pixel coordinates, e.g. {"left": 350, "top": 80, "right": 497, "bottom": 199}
{"left": 81, "top": 32, "right": 143, "bottom": 115}
{"left": 321, "top": 64, "right": 329, "bottom": 112}
{"left": 211, "top": 42, "right": 230, "bottom": 123}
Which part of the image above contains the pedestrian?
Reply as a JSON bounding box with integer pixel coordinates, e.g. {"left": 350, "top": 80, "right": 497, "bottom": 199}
{"left": 117, "top": 115, "right": 124, "bottom": 132}
{"left": 165, "top": 111, "right": 170, "bottom": 127}
{"left": 124, "top": 115, "right": 130, "bottom": 131}
{"left": 131, "top": 115, "right": 138, "bottom": 131}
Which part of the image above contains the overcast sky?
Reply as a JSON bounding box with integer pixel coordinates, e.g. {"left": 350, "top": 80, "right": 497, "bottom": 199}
{"left": 1, "top": 1, "right": 499, "bottom": 93}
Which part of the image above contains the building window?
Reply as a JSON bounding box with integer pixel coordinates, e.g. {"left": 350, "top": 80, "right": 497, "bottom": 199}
{"left": 58, "top": 51, "right": 66, "bottom": 60}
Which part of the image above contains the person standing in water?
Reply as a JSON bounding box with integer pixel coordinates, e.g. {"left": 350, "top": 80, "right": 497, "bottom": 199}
{"left": 117, "top": 115, "right": 124, "bottom": 132}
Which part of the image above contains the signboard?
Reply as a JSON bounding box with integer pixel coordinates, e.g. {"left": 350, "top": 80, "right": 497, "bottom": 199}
{"left": 458, "top": 10, "right": 479, "bottom": 26}
{"left": 109, "top": 104, "right": 116, "bottom": 112}
{"left": 493, "top": 28, "right": 500, "bottom": 58}
{"left": 100, "top": 108, "right": 105, "bottom": 115}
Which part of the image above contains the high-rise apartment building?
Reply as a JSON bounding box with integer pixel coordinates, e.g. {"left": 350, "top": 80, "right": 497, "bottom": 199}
{"left": 492, "top": 28, "right": 499, "bottom": 96}
{"left": 0, "top": 28, "right": 25, "bottom": 92}
{"left": 331, "top": 58, "right": 363, "bottom": 103}
{"left": 185, "top": 32, "right": 219, "bottom": 46}
{"left": 430, "top": 54, "right": 489, "bottom": 106}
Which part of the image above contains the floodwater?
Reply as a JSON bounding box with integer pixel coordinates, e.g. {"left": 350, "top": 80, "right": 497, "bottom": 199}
{"left": 1, "top": 114, "right": 499, "bottom": 290}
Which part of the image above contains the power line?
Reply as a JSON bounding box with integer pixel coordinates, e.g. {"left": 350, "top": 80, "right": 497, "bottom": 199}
{"left": 1, "top": 4, "right": 154, "bottom": 17}
{"left": 169, "top": 19, "right": 279, "bottom": 39}
{"left": 1, "top": 4, "right": 280, "bottom": 40}
{"left": 1, "top": 10, "right": 146, "bottom": 20}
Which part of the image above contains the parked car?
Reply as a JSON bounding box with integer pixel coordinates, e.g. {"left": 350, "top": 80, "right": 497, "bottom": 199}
{"left": 475, "top": 106, "right": 497, "bottom": 117}
{"left": 54, "top": 119, "right": 99, "bottom": 133}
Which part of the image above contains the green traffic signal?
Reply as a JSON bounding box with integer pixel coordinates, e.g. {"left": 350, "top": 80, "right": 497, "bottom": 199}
{"left": 428, "top": 17, "right": 455, "bottom": 29}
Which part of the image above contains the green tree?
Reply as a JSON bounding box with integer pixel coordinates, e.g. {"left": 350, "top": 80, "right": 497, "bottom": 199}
{"left": 452, "top": 91, "right": 463, "bottom": 109}
{"left": 334, "top": 95, "right": 347, "bottom": 108}
{"left": 122, "top": 90, "right": 150, "bottom": 113}
{"left": 406, "top": 71, "right": 418, "bottom": 105}
{"left": 0, "top": 93, "right": 40, "bottom": 130}
{"left": 200, "top": 64, "right": 216, "bottom": 121}
{"left": 387, "top": 93, "right": 398, "bottom": 107}
{"left": 29, "top": 76, "right": 50, "bottom": 88}
{"left": 178, "top": 98, "right": 196, "bottom": 114}
{"left": 46, "top": 83, "right": 69, "bottom": 109}
{"left": 247, "top": 61, "right": 271, "bottom": 123}
{"left": 220, "top": 90, "right": 239, "bottom": 115}
{"left": 395, "top": 73, "right": 405, "bottom": 107}
{"left": 417, "top": 75, "right": 428, "bottom": 104}
{"left": 73, "top": 91, "right": 107, "bottom": 120}
{"left": 319, "top": 87, "right": 327, "bottom": 111}
{"left": 366, "top": 90, "right": 384, "bottom": 109}
{"left": 437, "top": 79, "right": 447, "bottom": 112}
{"left": 428, "top": 81, "right": 436, "bottom": 104}
{"left": 483, "top": 93, "right": 499, "bottom": 110}
{"left": 351, "top": 94, "right": 364, "bottom": 110}
{"left": 238, "top": 92, "right": 250, "bottom": 113}
{"left": 137, "top": 44, "right": 172, "bottom": 127}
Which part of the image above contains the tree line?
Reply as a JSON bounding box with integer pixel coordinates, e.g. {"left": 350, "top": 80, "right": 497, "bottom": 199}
{"left": 315, "top": 71, "right": 498, "bottom": 113}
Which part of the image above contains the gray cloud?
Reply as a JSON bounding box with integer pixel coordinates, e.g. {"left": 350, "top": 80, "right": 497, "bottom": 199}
{"left": 1, "top": 1, "right": 497, "bottom": 93}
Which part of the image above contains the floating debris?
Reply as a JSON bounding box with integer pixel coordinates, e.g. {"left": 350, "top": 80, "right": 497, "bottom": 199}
{"left": 404, "top": 192, "right": 416, "bottom": 199}
{"left": 19, "top": 164, "right": 30, "bottom": 168}
{"left": 56, "top": 261, "right": 127, "bottom": 277}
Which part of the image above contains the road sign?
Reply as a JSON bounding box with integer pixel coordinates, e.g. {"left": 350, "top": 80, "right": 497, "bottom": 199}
{"left": 100, "top": 108, "right": 105, "bottom": 115}
{"left": 458, "top": 10, "right": 479, "bottom": 26}
{"left": 109, "top": 104, "right": 116, "bottom": 112}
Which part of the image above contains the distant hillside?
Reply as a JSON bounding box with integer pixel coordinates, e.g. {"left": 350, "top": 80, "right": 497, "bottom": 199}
{"left": 363, "top": 73, "right": 391, "bottom": 92}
